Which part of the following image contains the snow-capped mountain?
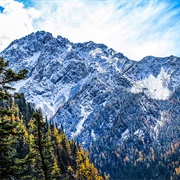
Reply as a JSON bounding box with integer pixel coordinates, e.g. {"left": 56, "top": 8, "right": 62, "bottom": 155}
{"left": 1, "top": 31, "right": 179, "bottom": 178}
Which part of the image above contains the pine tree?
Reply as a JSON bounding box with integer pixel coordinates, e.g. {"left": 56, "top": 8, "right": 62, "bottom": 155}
{"left": 75, "top": 147, "right": 103, "bottom": 180}
{"left": 0, "top": 57, "right": 28, "bottom": 100}
{"left": 28, "top": 112, "right": 54, "bottom": 179}
{"left": 52, "top": 155, "right": 61, "bottom": 179}
{"left": 0, "top": 57, "right": 28, "bottom": 179}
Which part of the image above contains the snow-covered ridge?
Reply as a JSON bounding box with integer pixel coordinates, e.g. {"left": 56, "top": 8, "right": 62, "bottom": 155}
{"left": 0, "top": 31, "right": 179, "bottom": 150}
{"left": 1, "top": 31, "right": 180, "bottom": 180}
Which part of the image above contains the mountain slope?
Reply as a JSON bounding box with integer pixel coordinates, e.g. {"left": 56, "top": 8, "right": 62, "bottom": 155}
{"left": 1, "top": 31, "right": 179, "bottom": 178}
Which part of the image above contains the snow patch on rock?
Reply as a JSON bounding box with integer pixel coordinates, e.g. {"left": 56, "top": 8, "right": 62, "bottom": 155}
{"left": 130, "top": 68, "right": 171, "bottom": 100}
{"left": 72, "top": 102, "right": 92, "bottom": 137}
{"left": 91, "top": 130, "right": 96, "bottom": 140}
{"left": 120, "top": 129, "right": 130, "bottom": 141}
{"left": 154, "top": 111, "right": 170, "bottom": 138}
{"left": 25, "top": 52, "right": 41, "bottom": 65}
{"left": 90, "top": 48, "right": 102, "bottom": 58}
{"left": 36, "top": 101, "right": 56, "bottom": 120}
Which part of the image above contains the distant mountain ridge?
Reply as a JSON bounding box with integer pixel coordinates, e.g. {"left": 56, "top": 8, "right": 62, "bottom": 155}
{"left": 1, "top": 31, "right": 179, "bottom": 178}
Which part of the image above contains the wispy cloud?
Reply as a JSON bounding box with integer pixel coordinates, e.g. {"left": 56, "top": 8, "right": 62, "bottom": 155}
{"left": 0, "top": 0, "right": 180, "bottom": 60}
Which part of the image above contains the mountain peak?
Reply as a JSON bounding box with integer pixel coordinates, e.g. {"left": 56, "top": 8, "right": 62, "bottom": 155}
{"left": 0, "top": 31, "right": 179, "bottom": 179}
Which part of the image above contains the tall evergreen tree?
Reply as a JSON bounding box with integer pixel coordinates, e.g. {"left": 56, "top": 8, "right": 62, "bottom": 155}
{"left": 0, "top": 57, "right": 28, "bottom": 179}
{"left": 28, "top": 112, "right": 53, "bottom": 179}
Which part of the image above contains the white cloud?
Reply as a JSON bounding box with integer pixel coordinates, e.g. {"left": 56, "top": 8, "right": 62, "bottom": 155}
{"left": 0, "top": 0, "right": 40, "bottom": 50}
{"left": 0, "top": 0, "right": 180, "bottom": 60}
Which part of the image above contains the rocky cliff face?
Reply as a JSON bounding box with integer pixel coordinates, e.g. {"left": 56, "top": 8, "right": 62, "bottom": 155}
{"left": 1, "top": 31, "right": 179, "bottom": 178}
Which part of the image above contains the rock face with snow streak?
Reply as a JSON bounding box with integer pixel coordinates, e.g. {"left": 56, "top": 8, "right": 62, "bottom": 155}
{"left": 1, "top": 31, "right": 179, "bottom": 177}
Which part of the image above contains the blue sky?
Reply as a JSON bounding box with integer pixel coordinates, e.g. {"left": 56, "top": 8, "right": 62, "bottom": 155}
{"left": 14, "top": 0, "right": 34, "bottom": 8}
{"left": 0, "top": 0, "right": 180, "bottom": 60}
